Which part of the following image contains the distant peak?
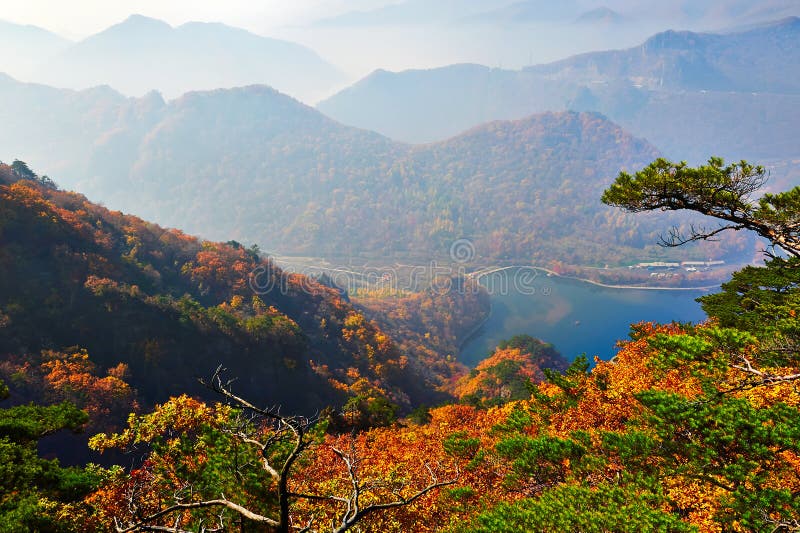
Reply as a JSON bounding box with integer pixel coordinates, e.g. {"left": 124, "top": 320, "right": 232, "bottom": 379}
{"left": 359, "top": 69, "right": 394, "bottom": 83}
{"left": 141, "top": 90, "right": 166, "bottom": 105}
{"left": 367, "top": 63, "right": 488, "bottom": 78}
{"left": 177, "top": 20, "right": 226, "bottom": 32}
{"left": 124, "top": 14, "right": 162, "bottom": 23}
{"left": 116, "top": 14, "right": 173, "bottom": 30}
{"left": 84, "top": 14, "right": 174, "bottom": 42}
{"left": 82, "top": 84, "right": 126, "bottom": 99}
{"left": 643, "top": 29, "right": 708, "bottom": 50}
{"left": 774, "top": 15, "right": 800, "bottom": 27}
{"left": 178, "top": 20, "right": 229, "bottom": 30}
{"left": 0, "top": 18, "right": 71, "bottom": 41}
{"left": 574, "top": 6, "right": 624, "bottom": 24}
{"left": 174, "top": 84, "right": 286, "bottom": 102}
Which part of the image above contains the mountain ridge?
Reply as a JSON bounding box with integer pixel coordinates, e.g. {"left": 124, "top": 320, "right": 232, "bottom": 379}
{"left": 0, "top": 163, "right": 458, "bottom": 416}
{"left": 0, "top": 77, "right": 747, "bottom": 270}
{"left": 317, "top": 17, "right": 800, "bottom": 159}
{"left": 2, "top": 14, "right": 344, "bottom": 103}
{"left": 0, "top": 19, "right": 72, "bottom": 79}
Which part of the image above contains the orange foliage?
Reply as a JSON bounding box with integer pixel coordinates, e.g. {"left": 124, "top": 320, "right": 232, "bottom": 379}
{"left": 291, "top": 403, "right": 514, "bottom": 532}
{"left": 180, "top": 242, "right": 255, "bottom": 297}
{"left": 453, "top": 348, "right": 544, "bottom": 403}
{"left": 0, "top": 348, "right": 138, "bottom": 431}
{"left": 540, "top": 322, "right": 702, "bottom": 436}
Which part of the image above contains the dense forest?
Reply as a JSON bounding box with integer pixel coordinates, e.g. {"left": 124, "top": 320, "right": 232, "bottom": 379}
{"left": 1, "top": 155, "right": 798, "bottom": 531}
{"left": 1, "top": 3, "right": 799, "bottom": 531}
{"left": 354, "top": 284, "right": 492, "bottom": 392}
{"left": 0, "top": 78, "right": 747, "bottom": 269}
{"left": 0, "top": 161, "right": 494, "bottom": 431}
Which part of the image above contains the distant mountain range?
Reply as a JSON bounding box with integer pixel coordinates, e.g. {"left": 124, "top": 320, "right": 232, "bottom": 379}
{"left": 313, "top": 0, "right": 503, "bottom": 26}
{"left": 0, "top": 19, "right": 71, "bottom": 79}
{"left": 0, "top": 75, "right": 725, "bottom": 268}
{"left": 316, "top": 0, "right": 798, "bottom": 28}
{"left": 0, "top": 15, "right": 344, "bottom": 103}
{"left": 527, "top": 16, "right": 800, "bottom": 93}
{"left": 317, "top": 17, "right": 800, "bottom": 161}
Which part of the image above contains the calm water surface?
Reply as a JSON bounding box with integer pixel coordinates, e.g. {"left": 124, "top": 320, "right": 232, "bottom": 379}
{"left": 460, "top": 269, "right": 712, "bottom": 366}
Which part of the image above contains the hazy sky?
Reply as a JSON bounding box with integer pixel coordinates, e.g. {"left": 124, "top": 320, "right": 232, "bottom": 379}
{"left": 0, "top": 0, "right": 704, "bottom": 83}
{"left": 0, "top": 0, "right": 393, "bottom": 38}
{"left": 0, "top": 0, "right": 656, "bottom": 82}
{"left": 4, "top": 1, "right": 795, "bottom": 83}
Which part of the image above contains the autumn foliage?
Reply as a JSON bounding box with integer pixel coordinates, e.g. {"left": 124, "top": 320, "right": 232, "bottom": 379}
{"left": 0, "top": 165, "right": 460, "bottom": 418}
{"left": 2, "top": 160, "right": 799, "bottom": 531}
{"left": 0, "top": 348, "right": 137, "bottom": 432}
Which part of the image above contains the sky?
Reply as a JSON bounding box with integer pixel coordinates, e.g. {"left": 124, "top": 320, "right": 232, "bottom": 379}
{"left": 1, "top": 0, "right": 611, "bottom": 76}
{"left": 0, "top": 0, "right": 393, "bottom": 39}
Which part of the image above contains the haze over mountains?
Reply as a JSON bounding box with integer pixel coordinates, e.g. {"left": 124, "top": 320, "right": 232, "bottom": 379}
{"left": 2, "top": 74, "right": 707, "bottom": 266}
{"left": 314, "top": 0, "right": 798, "bottom": 29}
{"left": 0, "top": 19, "right": 71, "bottom": 80}
{"left": 318, "top": 17, "right": 800, "bottom": 162}
{"left": 313, "top": 0, "right": 495, "bottom": 26}
{"left": 3, "top": 0, "right": 798, "bottom": 101}
{"left": 0, "top": 15, "right": 344, "bottom": 102}
{"left": 2, "top": 4, "right": 800, "bottom": 532}
{"left": 4, "top": 0, "right": 797, "bottom": 98}
{"left": 1, "top": 10, "right": 794, "bottom": 269}
{"left": 287, "top": 0, "right": 799, "bottom": 75}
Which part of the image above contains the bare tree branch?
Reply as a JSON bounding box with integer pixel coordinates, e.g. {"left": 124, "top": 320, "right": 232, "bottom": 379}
{"left": 113, "top": 366, "right": 458, "bottom": 533}
{"left": 730, "top": 355, "right": 800, "bottom": 386}
{"left": 602, "top": 158, "right": 800, "bottom": 257}
{"left": 114, "top": 498, "right": 279, "bottom": 533}
{"left": 658, "top": 223, "right": 747, "bottom": 248}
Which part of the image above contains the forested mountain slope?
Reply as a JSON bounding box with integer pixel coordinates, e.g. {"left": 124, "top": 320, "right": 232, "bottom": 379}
{"left": 95, "top": 100, "right": 694, "bottom": 265}
{"left": 111, "top": 101, "right": 738, "bottom": 265}
{"left": 1, "top": 159, "right": 798, "bottom": 531}
{"left": 0, "top": 164, "right": 454, "bottom": 416}
{"left": 1, "top": 79, "right": 726, "bottom": 266}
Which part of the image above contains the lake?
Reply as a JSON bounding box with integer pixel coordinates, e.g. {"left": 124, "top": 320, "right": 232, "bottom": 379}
{"left": 459, "top": 268, "right": 712, "bottom": 366}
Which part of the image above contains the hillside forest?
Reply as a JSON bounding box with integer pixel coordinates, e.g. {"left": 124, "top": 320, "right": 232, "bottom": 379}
{"left": 1, "top": 155, "right": 799, "bottom": 531}
{"left": 1, "top": 7, "right": 800, "bottom": 532}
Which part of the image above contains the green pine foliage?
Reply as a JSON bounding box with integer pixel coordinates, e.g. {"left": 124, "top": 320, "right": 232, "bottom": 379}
{"left": 461, "top": 483, "right": 695, "bottom": 533}
{"left": 0, "top": 382, "right": 98, "bottom": 531}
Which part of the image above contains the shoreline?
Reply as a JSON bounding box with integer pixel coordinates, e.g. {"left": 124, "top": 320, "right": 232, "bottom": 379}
{"left": 456, "top": 301, "right": 493, "bottom": 355}
{"left": 470, "top": 265, "right": 721, "bottom": 292}
{"left": 270, "top": 254, "right": 726, "bottom": 293}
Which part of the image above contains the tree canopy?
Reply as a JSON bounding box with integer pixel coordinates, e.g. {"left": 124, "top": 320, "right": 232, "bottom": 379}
{"left": 0, "top": 379, "right": 99, "bottom": 532}
{"left": 602, "top": 157, "right": 800, "bottom": 257}
{"left": 3, "top": 155, "right": 800, "bottom": 531}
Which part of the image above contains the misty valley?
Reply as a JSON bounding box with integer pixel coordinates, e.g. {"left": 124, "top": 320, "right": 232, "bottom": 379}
{"left": 1, "top": 2, "right": 799, "bottom": 532}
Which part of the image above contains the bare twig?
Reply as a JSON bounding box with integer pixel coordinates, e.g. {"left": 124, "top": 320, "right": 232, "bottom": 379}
{"left": 114, "top": 367, "right": 458, "bottom": 533}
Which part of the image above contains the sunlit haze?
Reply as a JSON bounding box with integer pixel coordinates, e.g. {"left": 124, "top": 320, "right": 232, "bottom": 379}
{"left": 4, "top": 0, "right": 794, "bottom": 80}
{"left": 0, "top": 0, "right": 391, "bottom": 37}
